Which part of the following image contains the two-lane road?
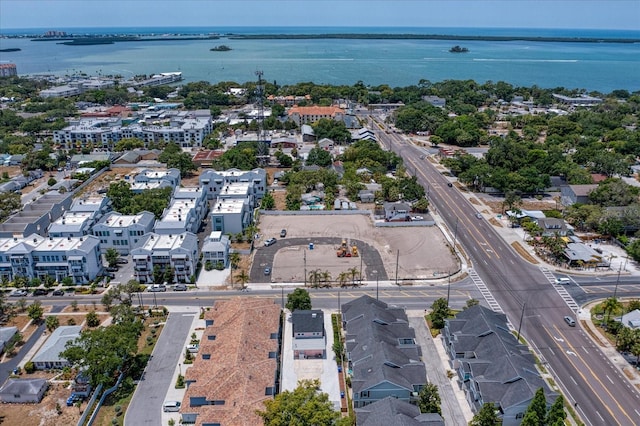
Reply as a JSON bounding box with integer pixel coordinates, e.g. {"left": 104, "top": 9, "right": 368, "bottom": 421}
{"left": 374, "top": 119, "right": 640, "bottom": 425}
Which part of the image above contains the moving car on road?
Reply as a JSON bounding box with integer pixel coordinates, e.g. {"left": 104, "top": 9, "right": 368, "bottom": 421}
{"left": 564, "top": 316, "right": 576, "bottom": 327}
{"left": 264, "top": 238, "right": 277, "bottom": 247}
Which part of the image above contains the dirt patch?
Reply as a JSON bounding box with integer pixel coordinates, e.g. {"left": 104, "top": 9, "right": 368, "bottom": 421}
{"left": 483, "top": 198, "right": 558, "bottom": 215}
{"left": 469, "top": 197, "right": 480, "bottom": 205}
{"left": 61, "top": 304, "right": 101, "bottom": 313}
{"left": 3, "top": 313, "right": 32, "bottom": 330}
{"left": 510, "top": 241, "right": 539, "bottom": 264}
{"left": 74, "top": 167, "right": 140, "bottom": 197}
{"left": 488, "top": 217, "right": 503, "bottom": 227}
{"left": 259, "top": 214, "right": 457, "bottom": 281}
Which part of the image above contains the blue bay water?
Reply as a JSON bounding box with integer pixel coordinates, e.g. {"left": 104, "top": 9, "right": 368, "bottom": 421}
{"left": 1, "top": 26, "right": 639, "bottom": 92}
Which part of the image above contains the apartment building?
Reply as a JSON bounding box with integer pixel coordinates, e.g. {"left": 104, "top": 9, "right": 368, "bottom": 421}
{"left": 47, "top": 196, "right": 111, "bottom": 238}
{"left": 131, "top": 232, "right": 198, "bottom": 284}
{"left": 199, "top": 168, "right": 267, "bottom": 200}
{"left": 134, "top": 168, "right": 181, "bottom": 188}
{"left": 154, "top": 197, "right": 206, "bottom": 236}
{"left": 210, "top": 198, "right": 252, "bottom": 235}
{"left": 0, "top": 234, "right": 102, "bottom": 284}
{"left": 287, "top": 105, "right": 345, "bottom": 126}
{"left": 92, "top": 211, "right": 155, "bottom": 255}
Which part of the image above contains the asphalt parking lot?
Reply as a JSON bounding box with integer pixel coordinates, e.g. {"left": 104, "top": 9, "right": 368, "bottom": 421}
{"left": 255, "top": 214, "right": 457, "bottom": 283}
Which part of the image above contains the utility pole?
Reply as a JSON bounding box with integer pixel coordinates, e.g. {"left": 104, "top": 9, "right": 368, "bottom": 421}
{"left": 395, "top": 249, "right": 399, "bottom": 286}
{"left": 446, "top": 271, "right": 451, "bottom": 308}
{"left": 304, "top": 249, "right": 307, "bottom": 287}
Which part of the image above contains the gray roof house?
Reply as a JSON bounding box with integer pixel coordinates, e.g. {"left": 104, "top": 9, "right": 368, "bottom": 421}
{"left": 384, "top": 202, "right": 411, "bottom": 222}
{"left": 342, "top": 295, "right": 426, "bottom": 409}
{"left": 31, "top": 326, "right": 81, "bottom": 370}
{"left": 619, "top": 309, "right": 640, "bottom": 329}
{"left": 561, "top": 184, "right": 597, "bottom": 206}
{"left": 442, "top": 305, "right": 557, "bottom": 426}
{"left": 356, "top": 397, "right": 444, "bottom": 426}
{"left": 535, "top": 217, "right": 569, "bottom": 237}
{"left": 0, "top": 378, "right": 48, "bottom": 403}
{"left": 291, "top": 310, "right": 326, "bottom": 360}
{"left": 0, "top": 326, "right": 18, "bottom": 353}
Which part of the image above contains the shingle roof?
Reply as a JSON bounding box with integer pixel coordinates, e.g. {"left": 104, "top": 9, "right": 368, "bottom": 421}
{"left": 31, "top": 326, "right": 81, "bottom": 364}
{"left": 0, "top": 378, "right": 48, "bottom": 397}
{"left": 356, "top": 396, "right": 443, "bottom": 426}
{"left": 292, "top": 310, "right": 324, "bottom": 335}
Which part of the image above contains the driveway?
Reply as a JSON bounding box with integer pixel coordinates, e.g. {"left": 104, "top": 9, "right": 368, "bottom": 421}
{"left": 125, "top": 312, "right": 196, "bottom": 426}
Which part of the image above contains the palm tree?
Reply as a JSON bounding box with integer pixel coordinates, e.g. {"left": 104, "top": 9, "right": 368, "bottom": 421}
{"left": 348, "top": 267, "right": 360, "bottom": 286}
{"left": 603, "top": 296, "right": 622, "bottom": 323}
{"left": 320, "top": 270, "right": 332, "bottom": 288}
{"left": 308, "top": 269, "right": 321, "bottom": 288}
{"left": 338, "top": 272, "right": 349, "bottom": 288}
{"left": 229, "top": 252, "right": 241, "bottom": 270}
{"left": 235, "top": 269, "right": 250, "bottom": 289}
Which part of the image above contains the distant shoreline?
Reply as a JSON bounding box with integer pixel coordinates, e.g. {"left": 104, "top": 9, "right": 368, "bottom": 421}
{"left": 19, "top": 33, "right": 640, "bottom": 44}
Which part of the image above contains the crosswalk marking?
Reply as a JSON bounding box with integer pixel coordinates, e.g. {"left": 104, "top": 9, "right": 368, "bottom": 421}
{"left": 468, "top": 268, "right": 504, "bottom": 314}
{"left": 540, "top": 266, "right": 580, "bottom": 312}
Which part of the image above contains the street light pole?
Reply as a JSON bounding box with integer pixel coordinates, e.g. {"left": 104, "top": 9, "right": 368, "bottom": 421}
{"left": 373, "top": 270, "right": 378, "bottom": 300}
{"left": 517, "top": 303, "right": 526, "bottom": 341}
{"left": 446, "top": 271, "right": 451, "bottom": 308}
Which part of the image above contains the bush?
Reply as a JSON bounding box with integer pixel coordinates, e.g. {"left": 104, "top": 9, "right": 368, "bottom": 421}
{"left": 23, "top": 362, "right": 35, "bottom": 374}
{"left": 204, "top": 260, "right": 213, "bottom": 271}
{"left": 114, "top": 405, "right": 122, "bottom": 415}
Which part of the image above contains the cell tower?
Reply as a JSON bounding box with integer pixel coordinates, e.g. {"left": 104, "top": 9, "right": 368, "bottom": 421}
{"left": 255, "top": 70, "right": 269, "bottom": 164}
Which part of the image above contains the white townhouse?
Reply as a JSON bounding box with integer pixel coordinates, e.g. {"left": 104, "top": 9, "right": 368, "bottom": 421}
{"left": 199, "top": 168, "right": 267, "bottom": 200}
{"left": 210, "top": 198, "right": 252, "bottom": 236}
{"left": 154, "top": 196, "right": 206, "bottom": 236}
{"left": 201, "top": 231, "right": 231, "bottom": 268}
{"left": 92, "top": 211, "right": 156, "bottom": 255}
{"left": 131, "top": 232, "right": 198, "bottom": 284}
{"left": 0, "top": 234, "right": 101, "bottom": 284}
{"left": 47, "top": 211, "right": 95, "bottom": 238}
{"left": 134, "top": 168, "right": 181, "bottom": 188}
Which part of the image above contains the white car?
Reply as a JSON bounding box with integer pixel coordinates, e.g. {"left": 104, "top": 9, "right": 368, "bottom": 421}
{"left": 148, "top": 284, "right": 166, "bottom": 292}
{"left": 10, "top": 289, "right": 28, "bottom": 297}
{"left": 186, "top": 344, "right": 199, "bottom": 353}
{"left": 411, "top": 215, "right": 424, "bottom": 221}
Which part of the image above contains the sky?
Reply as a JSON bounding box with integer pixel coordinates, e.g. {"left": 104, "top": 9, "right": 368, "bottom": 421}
{"left": 1, "top": 0, "right": 639, "bottom": 31}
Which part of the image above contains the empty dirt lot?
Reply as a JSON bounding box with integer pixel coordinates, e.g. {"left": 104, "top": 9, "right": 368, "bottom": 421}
{"left": 258, "top": 213, "right": 457, "bottom": 282}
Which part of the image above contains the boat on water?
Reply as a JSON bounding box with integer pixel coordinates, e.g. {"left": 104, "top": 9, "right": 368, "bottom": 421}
{"left": 449, "top": 45, "right": 469, "bottom": 53}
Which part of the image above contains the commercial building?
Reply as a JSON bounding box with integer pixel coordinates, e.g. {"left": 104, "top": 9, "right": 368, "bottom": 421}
{"left": 131, "top": 232, "right": 198, "bottom": 284}
{"left": 0, "top": 234, "right": 102, "bottom": 284}
{"left": 92, "top": 211, "right": 155, "bottom": 254}
{"left": 0, "top": 63, "right": 18, "bottom": 77}
{"left": 287, "top": 105, "right": 345, "bottom": 126}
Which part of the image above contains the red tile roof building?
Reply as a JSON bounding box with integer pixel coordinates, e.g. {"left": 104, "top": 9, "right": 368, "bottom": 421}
{"left": 287, "top": 105, "right": 345, "bottom": 126}
{"left": 180, "top": 299, "right": 281, "bottom": 426}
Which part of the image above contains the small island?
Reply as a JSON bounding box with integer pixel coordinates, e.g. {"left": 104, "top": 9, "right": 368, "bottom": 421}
{"left": 0, "top": 48, "right": 21, "bottom": 52}
{"left": 449, "top": 45, "right": 469, "bottom": 53}
{"left": 210, "top": 45, "right": 232, "bottom": 52}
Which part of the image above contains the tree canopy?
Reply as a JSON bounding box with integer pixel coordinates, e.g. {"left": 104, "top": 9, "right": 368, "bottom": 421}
{"left": 286, "top": 288, "right": 312, "bottom": 311}
{"left": 257, "top": 379, "right": 348, "bottom": 426}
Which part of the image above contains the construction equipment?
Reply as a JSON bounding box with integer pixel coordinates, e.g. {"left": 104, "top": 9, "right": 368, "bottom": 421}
{"left": 336, "top": 239, "right": 359, "bottom": 257}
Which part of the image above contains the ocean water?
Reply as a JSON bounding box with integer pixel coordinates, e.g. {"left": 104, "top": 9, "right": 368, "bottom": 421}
{"left": 1, "top": 27, "right": 639, "bottom": 92}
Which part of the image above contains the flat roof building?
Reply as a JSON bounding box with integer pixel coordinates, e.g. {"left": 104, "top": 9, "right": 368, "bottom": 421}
{"left": 92, "top": 211, "right": 155, "bottom": 254}
{"left": 131, "top": 232, "right": 198, "bottom": 284}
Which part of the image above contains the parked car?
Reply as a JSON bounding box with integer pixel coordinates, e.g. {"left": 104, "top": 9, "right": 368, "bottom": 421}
{"left": 148, "top": 284, "right": 166, "bottom": 292}
{"left": 264, "top": 267, "right": 271, "bottom": 275}
{"left": 52, "top": 289, "right": 65, "bottom": 296}
{"left": 186, "top": 344, "right": 199, "bottom": 353}
{"left": 104, "top": 272, "right": 115, "bottom": 279}
{"left": 264, "top": 238, "right": 277, "bottom": 247}
{"left": 163, "top": 401, "right": 181, "bottom": 412}
{"left": 564, "top": 316, "right": 576, "bottom": 327}
{"left": 447, "top": 182, "right": 453, "bottom": 187}
{"left": 9, "top": 289, "right": 28, "bottom": 297}
{"left": 280, "top": 229, "right": 287, "bottom": 237}
{"left": 173, "top": 284, "right": 188, "bottom": 291}
{"left": 116, "top": 258, "right": 129, "bottom": 264}
{"left": 66, "top": 393, "right": 83, "bottom": 406}
{"left": 106, "top": 266, "right": 119, "bottom": 272}
{"left": 411, "top": 215, "right": 424, "bottom": 221}
{"left": 476, "top": 213, "right": 483, "bottom": 219}
{"left": 32, "top": 288, "right": 47, "bottom": 296}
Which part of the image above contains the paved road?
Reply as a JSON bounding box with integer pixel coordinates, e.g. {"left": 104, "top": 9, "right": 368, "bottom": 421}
{"left": 124, "top": 312, "right": 196, "bottom": 426}
{"left": 372, "top": 117, "right": 640, "bottom": 425}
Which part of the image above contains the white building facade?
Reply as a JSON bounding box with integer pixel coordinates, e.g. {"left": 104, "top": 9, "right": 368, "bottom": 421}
{"left": 92, "top": 211, "right": 156, "bottom": 255}
{"left": 131, "top": 232, "right": 198, "bottom": 284}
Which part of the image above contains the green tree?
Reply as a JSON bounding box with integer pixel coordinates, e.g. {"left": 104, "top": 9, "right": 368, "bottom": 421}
{"left": 520, "top": 410, "right": 540, "bottom": 426}
{"left": 546, "top": 395, "right": 566, "bottom": 425}
{"left": 61, "top": 319, "right": 143, "bottom": 387}
{"left": 235, "top": 270, "right": 250, "bottom": 289}
{"left": 470, "top": 402, "right": 500, "bottom": 426}
{"left": 523, "top": 388, "right": 547, "bottom": 426}
{"left": 105, "top": 248, "right": 119, "bottom": 268}
{"left": 114, "top": 137, "right": 144, "bottom": 152}
{"left": 45, "top": 315, "right": 59, "bottom": 331}
{"left": 261, "top": 192, "right": 276, "bottom": 210}
{"left": 430, "top": 297, "right": 450, "bottom": 329}
{"left": 603, "top": 296, "right": 622, "bottom": 322}
{"left": 286, "top": 288, "right": 312, "bottom": 311}
{"left": 86, "top": 310, "right": 101, "bottom": 327}
{"left": 418, "top": 382, "right": 442, "bottom": 415}
{"left": 306, "top": 147, "right": 333, "bottom": 167}
{"left": 27, "top": 301, "right": 44, "bottom": 323}
{"left": 47, "top": 177, "right": 57, "bottom": 186}
{"left": 0, "top": 192, "right": 22, "bottom": 223}
{"left": 257, "top": 379, "right": 342, "bottom": 426}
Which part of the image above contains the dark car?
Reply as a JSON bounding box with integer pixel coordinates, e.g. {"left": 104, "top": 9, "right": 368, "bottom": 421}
{"left": 52, "top": 289, "right": 65, "bottom": 296}
{"left": 173, "top": 284, "right": 188, "bottom": 291}
{"left": 116, "top": 258, "right": 129, "bottom": 264}
{"left": 33, "top": 288, "right": 48, "bottom": 296}
{"left": 280, "top": 229, "right": 287, "bottom": 238}
{"left": 447, "top": 182, "right": 453, "bottom": 187}
{"left": 106, "top": 266, "right": 119, "bottom": 272}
